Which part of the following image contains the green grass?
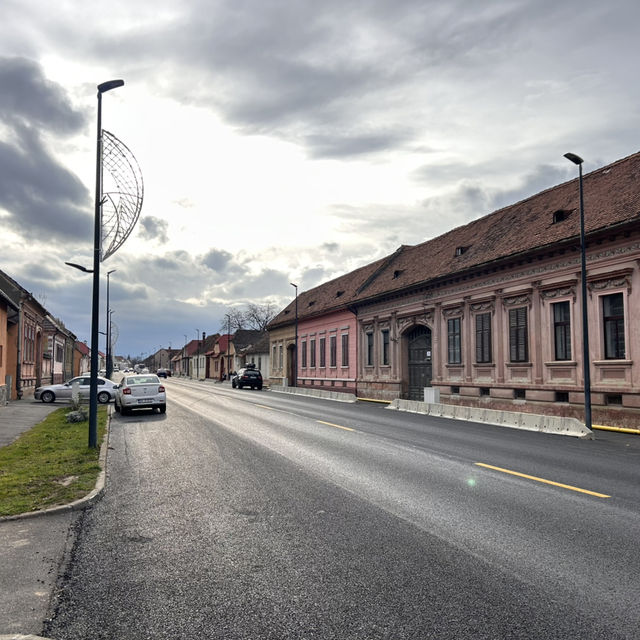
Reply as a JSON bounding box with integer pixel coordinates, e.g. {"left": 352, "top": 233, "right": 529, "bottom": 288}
{"left": 0, "top": 406, "right": 108, "bottom": 517}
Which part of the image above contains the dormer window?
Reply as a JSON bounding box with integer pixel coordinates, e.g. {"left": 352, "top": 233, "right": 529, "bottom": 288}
{"left": 455, "top": 246, "right": 469, "bottom": 257}
{"left": 308, "top": 300, "right": 316, "bottom": 307}
{"left": 552, "top": 210, "right": 571, "bottom": 224}
{"left": 393, "top": 269, "right": 404, "bottom": 279}
{"left": 336, "top": 290, "right": 344, "bottom": 298}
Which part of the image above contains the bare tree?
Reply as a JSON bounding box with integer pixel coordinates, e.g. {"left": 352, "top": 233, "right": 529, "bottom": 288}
{"left": 221, "top": 308, "right": 246, "bottom": 333}
{"left": 244, "top": 302, "right": 277, "bottom": 331}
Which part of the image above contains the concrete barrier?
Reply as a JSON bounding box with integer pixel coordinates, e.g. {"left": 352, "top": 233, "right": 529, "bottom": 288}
{"left": 387, "top": 399, "right": 592, "bottom": 438}
{"left": 270, "top": 385, "right": 357, "bottom": 403}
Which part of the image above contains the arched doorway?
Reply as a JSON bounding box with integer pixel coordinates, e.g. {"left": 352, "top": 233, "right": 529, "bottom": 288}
{"left": 406, "top": 325, "right": 432, "bottom": 400}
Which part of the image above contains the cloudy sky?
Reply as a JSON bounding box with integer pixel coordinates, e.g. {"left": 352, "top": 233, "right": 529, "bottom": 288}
{"left": 1, "top": 0, "right": 639, "bottom": 358}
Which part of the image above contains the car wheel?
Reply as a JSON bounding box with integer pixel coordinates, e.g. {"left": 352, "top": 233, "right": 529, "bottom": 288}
{"left": 41, "top": 390, "right": 55, "bottom": 403}
{"left": 237, "top": 383, "right": 243, "bottom": 389}
{"left": 97, "top": 391, "right": 110, "bottom": 404}
{"left": 257, "top": 384, "right": 263, "bottom": 390}
{"left": 159, "top": 404, "right": 166, "bottom": 414}
{"left": 232, "top": 380, "right": 236, "bottom": 388}
{"left": 114, "top": 401, "right": 121, "bottom": 413}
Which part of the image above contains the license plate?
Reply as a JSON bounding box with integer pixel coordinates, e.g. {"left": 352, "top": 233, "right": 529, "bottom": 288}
{"left": 137, "top": 399, "right": 153, "bottom": 404}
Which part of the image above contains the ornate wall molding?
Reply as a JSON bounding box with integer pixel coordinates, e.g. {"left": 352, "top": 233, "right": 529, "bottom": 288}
{"left": 502, "top": 294, "right": 531, "bottom": 307}
{"left": 540, "top": 286, "right": 576, "bottom": 301}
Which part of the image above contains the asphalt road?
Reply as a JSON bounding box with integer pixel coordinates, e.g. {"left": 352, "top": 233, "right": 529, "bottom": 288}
{"left": 45, "top": 380, "right": 640, "bottom": 639}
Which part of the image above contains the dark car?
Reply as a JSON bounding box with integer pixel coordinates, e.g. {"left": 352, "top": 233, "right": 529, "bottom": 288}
{"left": 157, "top": 368, "right": 168, "bottom": 378}
{"left": 232, "top": 365, "right": 263, "bottom": 390}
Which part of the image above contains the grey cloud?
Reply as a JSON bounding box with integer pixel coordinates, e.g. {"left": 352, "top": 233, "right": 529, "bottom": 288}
{"left": 138, "top": 216, "right": 169, "bottom": 244}
{"left": 202, "top": 248, "right": 233, "bottom": 272}
{"left": 0, "top": 57, "right": 91, "bottom": 242}
{"left": 490, "top": 164, "right": 574, "bottom": 211}
{"left": 0, "top": 56, "right": 86, "bottom": 132}
{"left": 0, "top": 124, "right": 92, "bottom": 241}
{"left": 230, "top": 268, "right": 291, "bottom": 299}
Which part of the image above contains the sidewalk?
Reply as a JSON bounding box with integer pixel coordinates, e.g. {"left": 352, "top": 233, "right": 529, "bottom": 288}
{"left": 0, "top": 399, "right": 100, "bottom": 639}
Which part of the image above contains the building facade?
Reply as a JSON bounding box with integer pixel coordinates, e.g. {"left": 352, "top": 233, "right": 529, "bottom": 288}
{"left": 269, "top": 151, "right": 640, "bottom": 427}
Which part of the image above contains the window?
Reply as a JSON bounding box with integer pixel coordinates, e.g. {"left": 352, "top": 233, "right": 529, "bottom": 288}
{"left": 475, "top": 313, "right": 492, "bottom": 363}
{"left": 381, "top": 329, "right": 390, "bottom": 365}
{"left": 603, "top": 293, "right": 625, "bottom": 359}
{"left": 279, "top": 345, "right": 283, "bottom": 369}
{"left": 55, "top": 343, "right": 64, "bottom": 363}
{"left": 301, "top": 340, "right": 307, "bottom": 368}
{"left": 319, "top": 337, "right": 326, "bottom": 367}
{"left": 552, "top": 301, "right": 571, "bottom": 360}
{"left": 447, "top": 317, "right": 461, "bottom": 364}
{"left": 330, "top": 335, "right": 337, "bottom": 367}
{"left": 509, "top": 307, "right": 528, "bottom": 362}
{"left": 272, "top": 345, "right": 277, "bottom": 371}
{"left": 341, "top": 334, "right": 349, "bottom": 367}
{"left": 366, "top": 332, "right": 374, "bottom": 366}
{"left": 310, "top": 338, "right": 316, "bottom": 367}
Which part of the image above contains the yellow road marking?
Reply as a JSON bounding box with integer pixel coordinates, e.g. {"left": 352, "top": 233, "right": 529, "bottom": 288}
{"left": 317, "top": 420, "right": 355, "bottom": 432}
{"left": 474, "top": 463, "right": 611, "bottom": 498}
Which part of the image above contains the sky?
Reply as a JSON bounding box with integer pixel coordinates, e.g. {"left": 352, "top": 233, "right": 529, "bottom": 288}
{"left": 1, "top": 0, "right": 639, "bottom": 359}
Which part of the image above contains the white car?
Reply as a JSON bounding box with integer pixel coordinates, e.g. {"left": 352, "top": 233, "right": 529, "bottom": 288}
{"left": 34, "top": 376, "right": 117, "bottom": 404}
{"left": 114, "top": 374, "right": 167, "bottom": 415}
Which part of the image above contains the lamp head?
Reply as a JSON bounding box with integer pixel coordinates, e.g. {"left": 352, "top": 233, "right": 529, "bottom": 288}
{"left": 98, "top": 79, "right": 125, "bottom": 94}
{"left": 65, "top": 261, "right": 93, "bottom": 273}
{"left": 564, "top": 152, "right": 584, "bottom": 166}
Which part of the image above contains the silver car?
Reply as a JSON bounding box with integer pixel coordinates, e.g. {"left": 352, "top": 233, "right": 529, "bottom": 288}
{"left": 114, "top": 374, "right": 167, "bottom": 415}
{"left": 34, "top": 376, "right": 118, "bottom": 404}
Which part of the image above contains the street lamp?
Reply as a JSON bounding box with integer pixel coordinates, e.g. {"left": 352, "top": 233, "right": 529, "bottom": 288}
{"left": 88, "top": 79, "right": 124, "bottom": 449}
{"left": 105, "top": 269, "right": 116, "bottom": 378}
{"left": 195, "top": 328, "right": 200, "bottom": 379}
{"left": 65, "top": 262, "right": 93, "bottom": 273}
{"left": 564, "top": 152, "right": 592, "bottom": 432}
{"left": 290, "top": 283, "right": 298, "bottom": 387}
{"left": 225, "top": 314, "right": 232, "bottom": 381}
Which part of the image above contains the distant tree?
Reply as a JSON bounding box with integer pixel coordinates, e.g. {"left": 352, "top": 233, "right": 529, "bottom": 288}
{"left": 221, "top": 308, "right": 246, "bottom": 333}
{"left": 244, "top": 302, "right": 277, "bottom": 331}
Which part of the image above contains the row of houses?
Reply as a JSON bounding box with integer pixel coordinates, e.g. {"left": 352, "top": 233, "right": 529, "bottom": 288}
{"left": 266, "top": 150, "right": 640, "bottom": 428}
{"left": 142, "top": 330, "right": 270, "bottom": 381}
{"left": 0, "top": 269, "right": 96, "bottom": 403}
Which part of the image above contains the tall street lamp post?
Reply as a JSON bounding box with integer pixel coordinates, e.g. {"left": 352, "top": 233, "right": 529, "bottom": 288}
{"left": 105, "top": 269, "right": 116, "bottom": 378}
{"left": 88, "top": 79, "right": 124, "bottom": 449}
{"left": 225, "top": 314, "right": 232, "bottom": 381}
{"left": 290, "top": 283, "right": 298, "bottom": 387}
{"left": 564, "top": 152, "right": 592, "bottom": 432}
{"left": 195, "top": 328, "right": 200, "bottom": 379}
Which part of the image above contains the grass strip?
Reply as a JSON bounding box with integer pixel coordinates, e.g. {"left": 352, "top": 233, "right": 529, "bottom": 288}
{"left": 0, "top": 406, "right": 107, "bottom": 517}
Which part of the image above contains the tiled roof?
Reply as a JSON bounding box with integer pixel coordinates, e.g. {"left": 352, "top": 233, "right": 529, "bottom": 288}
{"left": 353, "top": 151, "right": 640, "bottom": 302}
{"left": 270, "top": 150, "right": 640, "bottom": 325}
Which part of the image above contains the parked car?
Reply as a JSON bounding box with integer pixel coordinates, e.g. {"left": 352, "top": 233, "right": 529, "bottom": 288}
{"left": 34, "top": 376, "right": 118, "bottom": 404}
{"left": 156, "top": 368, "right": 168, "bottom": 378}
{"left": 231, "top": 365, "right": 263, "bottom": 390}
{"left": 115, "top": 374, "right": 167, "bottom": 415}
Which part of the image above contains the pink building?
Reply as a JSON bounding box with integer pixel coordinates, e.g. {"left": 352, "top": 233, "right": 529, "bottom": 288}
{"left": 269, "top": 150, "right": 640, "bottom": 427}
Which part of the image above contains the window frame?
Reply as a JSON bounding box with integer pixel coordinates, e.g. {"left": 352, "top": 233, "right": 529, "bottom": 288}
{"left": 509, "top": 307, "right": 529, "bottom": 363}
{"left": 552, "top": 300, "right": 572, "bottom": 361}
{"left": 474, "top": 312, "right": 492, "bottom": 364}
{"left": 447, "top": 317, "right": 462, "bottom": 364}
{"left": 381, "top": 329, "right": 390, "bottom": 365}
{"left": 602, "top": 292, "right": 625, "bottom": 360}
{"left": 341, "top": 334, "right": 349, "bottom": 367}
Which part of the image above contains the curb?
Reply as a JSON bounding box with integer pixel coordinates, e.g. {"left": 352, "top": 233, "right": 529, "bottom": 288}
{"left": 0, "top": 409, "right": 111, "bottom": 522}
{"left": 387, "top": 398, "right": 593, "bottom": 438}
